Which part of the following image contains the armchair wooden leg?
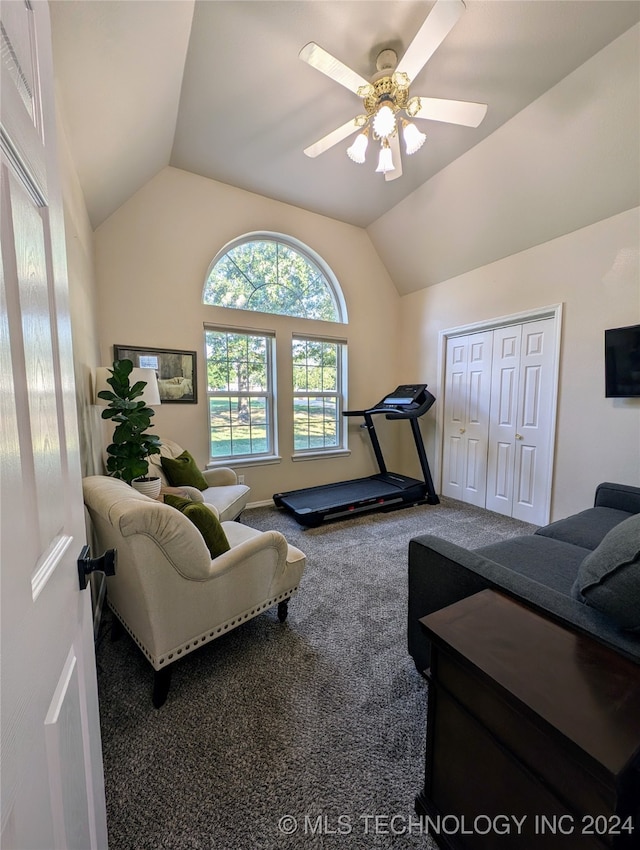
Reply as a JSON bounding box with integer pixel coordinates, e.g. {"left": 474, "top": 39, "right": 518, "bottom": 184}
{"left": 110, "top": 615, "right": 125, "bottom": 642}
{"left": 152, "top": 667, "right": 172, "bottom": 708}
{"left": 277, "top": 599, "right": 289, "bottom": 622}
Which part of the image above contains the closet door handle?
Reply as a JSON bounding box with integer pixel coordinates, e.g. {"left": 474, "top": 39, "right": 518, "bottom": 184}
{"left": 459, "top": 428, "right": 466, "bottom": 434}
{"left": 515, "top": 433, "right": 523, "bottom": 440}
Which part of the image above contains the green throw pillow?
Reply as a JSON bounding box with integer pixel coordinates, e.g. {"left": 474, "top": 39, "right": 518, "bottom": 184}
{"left": 164, "top": 494, "right": 230, "bottom": 559}
{"left": 161, "top": 450, "right": 208, "bottom": 491}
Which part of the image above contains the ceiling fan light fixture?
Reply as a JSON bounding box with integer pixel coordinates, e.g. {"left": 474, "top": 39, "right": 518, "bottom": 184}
{"left": 347, "top": 128, "right": 369, "bottom": 163}
{"left": 299, "top": 0, "right": 486, "bottom": 180}
{"left": 372, "top": 103, "right": 396, "bottom": 139}
{"left": 375, "top": 139, "right": 395, "bottom": 174}
{"left": 402, "top": 120, "right": 426, "bottom": 155}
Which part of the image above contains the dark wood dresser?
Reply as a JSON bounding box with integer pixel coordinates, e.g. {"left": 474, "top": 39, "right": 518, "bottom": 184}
{"left": 416, "top": 590, "right": 640, "bottom": 849}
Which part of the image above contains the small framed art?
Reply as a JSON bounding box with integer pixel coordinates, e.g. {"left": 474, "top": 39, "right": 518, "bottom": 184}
{"left": 114, "top": 345, "right": 197, "bottom": 404}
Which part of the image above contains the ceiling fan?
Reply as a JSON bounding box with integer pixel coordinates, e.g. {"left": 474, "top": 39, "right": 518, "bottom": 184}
{"left": 299, "top": 0, "right": 487, "bottom": 181}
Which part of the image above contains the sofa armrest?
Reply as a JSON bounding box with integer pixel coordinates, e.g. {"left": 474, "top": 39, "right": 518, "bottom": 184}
{"left": 202, "top": 467, "right": 238, "bottom": 487}
{"left": 408, "top": 534, "right": 640, "bottom": 674}
{"left": 408, "top": 536, "right": 525, "bottom": 673}
{"left": 594, "top": 482, "right": 640, "bottom": 514}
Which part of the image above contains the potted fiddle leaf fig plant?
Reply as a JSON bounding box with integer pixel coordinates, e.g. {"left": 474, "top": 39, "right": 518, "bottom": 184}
{"left": 98, "top": 359, "right": 162, "bottom": 497}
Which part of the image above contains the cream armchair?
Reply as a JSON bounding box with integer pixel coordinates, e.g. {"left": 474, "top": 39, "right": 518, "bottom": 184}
{"left": 148, "top": 438, "right": 250, "bottom": 521}
{"left": 83, "top": 476, "right": 306, "bottom": 707}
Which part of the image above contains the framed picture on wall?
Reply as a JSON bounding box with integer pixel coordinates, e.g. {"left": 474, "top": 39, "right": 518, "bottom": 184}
{"left": 113, "top": 345, "right": 197, "bottom": 404}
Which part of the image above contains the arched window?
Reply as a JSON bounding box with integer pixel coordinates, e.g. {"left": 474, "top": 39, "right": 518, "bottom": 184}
{"left": 203, "top": 233, "right": 347, "bottom": 323}
{"left": 203, "top": 233, "right": 348, "bottom": 463}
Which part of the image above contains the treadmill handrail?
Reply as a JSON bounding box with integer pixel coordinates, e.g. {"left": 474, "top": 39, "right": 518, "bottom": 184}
{"left": 343, "top": 396, "right": 435, "bottom": 420}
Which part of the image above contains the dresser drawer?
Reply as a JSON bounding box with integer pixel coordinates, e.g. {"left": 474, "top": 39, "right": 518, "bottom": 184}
{"left": 427, "top": 684, "right": 608, "bottom": 850}
{"left": 435, "top": 648, "right": 617, "bottom": 820}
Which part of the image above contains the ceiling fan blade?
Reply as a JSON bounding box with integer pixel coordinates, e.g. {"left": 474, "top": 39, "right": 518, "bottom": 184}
{"left": 303, "top": 117, "right": 363, "bottom": 158}
{"left": 385, "top": 132, "right": 403, "bottom": 181}
{"left": 395, "top": 0, "right": 465, "bottom": 84}
{"left": 413, "top": 96, "right": 487, "bottom": 128}
{"left": 299, "top": 42, "right": 371, "bottom": 95}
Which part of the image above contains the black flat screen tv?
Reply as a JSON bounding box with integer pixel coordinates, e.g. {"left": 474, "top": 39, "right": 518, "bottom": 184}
{"left": 605, "top": 324, "right": 640, "bottom": 398}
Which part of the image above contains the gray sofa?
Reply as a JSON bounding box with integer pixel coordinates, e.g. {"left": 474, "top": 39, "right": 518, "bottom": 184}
{"left": 408, "top": 482, "right": 640, "bottom": 674}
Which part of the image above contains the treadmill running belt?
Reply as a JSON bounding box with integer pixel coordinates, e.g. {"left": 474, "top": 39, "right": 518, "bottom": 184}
{"left": 280, "top": 477, "right": 402, "bottom": 512}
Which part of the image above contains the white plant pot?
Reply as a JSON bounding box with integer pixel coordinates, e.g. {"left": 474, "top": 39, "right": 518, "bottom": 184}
{"left": 131, "top": 476, "right": 162, "bottom": 499}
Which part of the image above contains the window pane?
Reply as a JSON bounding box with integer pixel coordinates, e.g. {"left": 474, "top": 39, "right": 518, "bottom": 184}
{"left": 204, "top": 237, "right": 342, "bottom": 322}
{"left": 206, "top": 329, "right": 272, "bottom": 458}
{"left": 293, "top": 396, "right": 338, "bottom": 450}
{"left": 292, "top": 339, "right": 338, "bottom": 392}
{"left": 209, "top": 397, "right": 233, "bottom": 457}
{"left": 228, "top": 397, "right": 269, "bottom": 455}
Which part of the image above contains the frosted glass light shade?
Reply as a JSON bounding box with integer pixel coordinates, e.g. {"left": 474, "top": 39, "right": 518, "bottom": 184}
{"left": 346, "top": 131, "right": 369, "bottom": 163}
{"left": 372, "top": 104, "right": 396, "bottom": 139}
{"left": 94, "top": 367, "right": 161, "bottom": 406}
{"left": 403, "top": 121, "right": 426, "bottom": 155}
{"left": 375, "top": 145, "right": 395, "bottom": 174}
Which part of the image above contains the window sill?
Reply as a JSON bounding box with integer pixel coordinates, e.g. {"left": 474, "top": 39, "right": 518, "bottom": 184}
{"left": 207, "top": 456, "right": 282, "bottom": 469}
{"left": 291, "top": 449, "right": 351, "bottom": 463}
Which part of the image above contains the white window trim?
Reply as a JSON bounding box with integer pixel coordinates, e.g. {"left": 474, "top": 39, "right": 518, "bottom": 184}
{"left": 291, "top": 448, "right": 351, "bottom": 463}
{"left": 207, "top": 455, "right": 282, "bottom": 470}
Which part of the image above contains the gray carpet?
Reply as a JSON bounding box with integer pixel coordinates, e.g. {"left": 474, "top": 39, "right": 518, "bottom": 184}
{"left": 96, "top": 498, "right": 536, "bottom": 850}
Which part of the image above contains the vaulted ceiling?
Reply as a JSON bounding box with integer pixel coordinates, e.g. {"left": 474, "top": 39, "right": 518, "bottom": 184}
{"left": 50, "top": 1, "right": 640, "bottom": 234}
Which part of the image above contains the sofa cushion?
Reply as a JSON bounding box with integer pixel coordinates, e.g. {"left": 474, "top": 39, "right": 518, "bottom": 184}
{"left": 572, "top": 514, "right": 640, "bottom": 631}
{"left": 164, "top": 494, "right": 230, "bottom": 558}
{"left": 474, "top": 535, "right": 589, "bottom": 596}
{"left": 535, "top": 507, "right": 634, "bottom": 550}
{"left": 161, "top": 450, "right": 208, "bottom": 490}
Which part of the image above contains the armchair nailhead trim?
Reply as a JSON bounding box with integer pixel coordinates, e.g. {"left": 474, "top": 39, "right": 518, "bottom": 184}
{"left": 110, "top": 586, "right": 300, "bottom": 671}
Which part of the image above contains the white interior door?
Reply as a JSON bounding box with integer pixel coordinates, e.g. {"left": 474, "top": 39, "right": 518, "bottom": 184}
{"left": 441, "top": 331, "right": 493, "bottom": 506}
{"left": 486, "top": 324, "right": 523, "bottom": 515}
{"left": 486, "top": 318, "right": 555, "bottom": 524}
{"left": 1, "top": 2, "right": 108, "bottom": 848}
{"left": 511, "top": 318, "right": 556, "bottom": 524}
{"left": 441, "top": 336, "right": 468, "bottom": 500}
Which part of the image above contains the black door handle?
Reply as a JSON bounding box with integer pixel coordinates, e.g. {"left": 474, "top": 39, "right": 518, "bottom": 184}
{"left": 77, "top": 545, "right": 117, "bottom": 591}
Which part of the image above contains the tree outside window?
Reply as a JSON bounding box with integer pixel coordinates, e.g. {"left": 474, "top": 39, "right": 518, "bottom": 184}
{"left": 293, "top": 338, "right": 343, "bottom": 452}
{"left": 203, "top": 237, "right": 344, "bottom": 322}
{"left": 206, "top": 330, "right": 273, "bottom": 458}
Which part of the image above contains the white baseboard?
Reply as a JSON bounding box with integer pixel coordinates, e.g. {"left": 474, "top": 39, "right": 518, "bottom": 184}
{"left": 245, "top": 499, "right": 276, "bottom": 510}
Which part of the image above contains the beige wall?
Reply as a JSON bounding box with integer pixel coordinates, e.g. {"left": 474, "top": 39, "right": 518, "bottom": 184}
{"left": 66, "top": 160, "right": 639, "bottom": 518}
{"left": 398, "top": 207, "right": 640, "bottom": 521}
{"left": 56, "top": 96, "right": 103, "bottom": 476}
{"left": 59, "top": 22, "right": 639, "bottom": 516}
{"left": 94, "top": 166, "right": 401, "bottom": 503}
{"left": 368, "top": 24, "right": 640, "bottom": 294}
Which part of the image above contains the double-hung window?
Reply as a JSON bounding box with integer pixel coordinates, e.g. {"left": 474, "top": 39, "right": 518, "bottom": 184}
{"left": 205, "top": 328, "right": 275, "bottom": 459}
{"left": 292, "top": 336, "right": 345, "bottom": 453}
{"left": 203, "top": 233, "right": 348, "bottom": 464}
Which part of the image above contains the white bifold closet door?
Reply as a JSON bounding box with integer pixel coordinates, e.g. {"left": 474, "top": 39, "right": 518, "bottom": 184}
{"left": 486, "top": 318, "right": 555, "bottom": 524}
{"left": 442, "top": 318, "right": 555, "bottom": 525}
{"left": 441, "top": 331, "right": 493, "bottom": 508}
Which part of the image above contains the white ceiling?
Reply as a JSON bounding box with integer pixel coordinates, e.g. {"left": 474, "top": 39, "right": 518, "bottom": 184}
{"left": 50, "top": 0, "right": 640, "bottom": 231}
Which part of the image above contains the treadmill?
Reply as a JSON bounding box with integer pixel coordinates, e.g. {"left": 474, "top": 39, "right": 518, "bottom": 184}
{"left": 273, "top": 384, "right": 439, "bottom": 527}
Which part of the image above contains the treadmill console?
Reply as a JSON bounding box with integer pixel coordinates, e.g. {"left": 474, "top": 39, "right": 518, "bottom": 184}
{"left": 378, "top": 384, "right": 429, "bottom": 411}
{"left": 342, "top": 384, "right": 435, "bottom": 419}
